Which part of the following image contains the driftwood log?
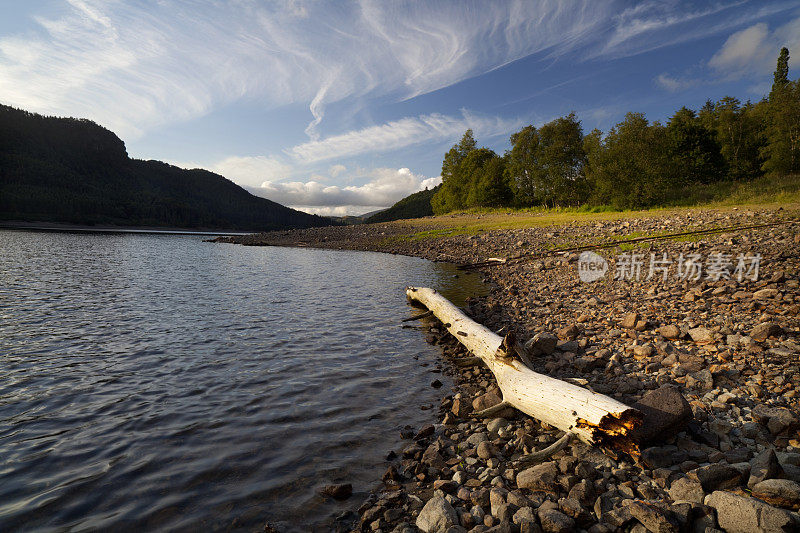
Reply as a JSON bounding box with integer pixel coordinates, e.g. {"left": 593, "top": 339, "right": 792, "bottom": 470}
{"left": 406, "top": 286, "right": 642, "bottom": 456}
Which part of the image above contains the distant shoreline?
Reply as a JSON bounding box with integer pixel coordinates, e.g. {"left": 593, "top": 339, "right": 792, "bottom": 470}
{"left": 0, "top": 220, "right": 253, "bottom": 236}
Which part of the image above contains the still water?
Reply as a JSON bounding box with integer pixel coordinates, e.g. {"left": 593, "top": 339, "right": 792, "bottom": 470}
{"left": 0, "top": 230, "right": 483, "bottom": 532}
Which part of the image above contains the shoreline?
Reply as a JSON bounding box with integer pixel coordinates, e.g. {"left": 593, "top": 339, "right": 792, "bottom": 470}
{"left": 0, "top": 220, "right": 259, "bottom": 236}
{"left": 221, "top": 206, "right": 800, "bottom": 532}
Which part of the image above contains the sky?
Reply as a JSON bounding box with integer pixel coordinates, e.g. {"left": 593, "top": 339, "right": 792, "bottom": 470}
{"left": 1, "top": 1, "right": 799, "bottom": 216}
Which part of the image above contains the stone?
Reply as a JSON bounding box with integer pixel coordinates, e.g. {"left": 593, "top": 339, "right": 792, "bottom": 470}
{"left": 754, "top": 288, "right": 780, "bottom": 300}
{"left": 417, "top": 495, "right": 459, "bottom": 533}
{"left": 668, "top": 477, "right": 705, "bottom": 504}
{"left": 707, "top": 490, "right": 795, "bottom": 532}
{"left": 688, "top": 464, "right": 743, "bottom": 491}
{"left": 537, "top": 509, "right": 575, "bottom": 533}
{"left": 434, "top": 480, "right": 459, "bottom": 494}
{"left": 752, "top": 405, "right": 800, "bottom": 435}
{"left": 512, "top": 506, "right": 536, "bottom": 525}
{"left": 516, "top": 462, "right": 559, "bottom": 492}
{"left": 486, "top": 418, "right": 508, "bottom": 436}
{"left": 493, "top": 502, "right": 516, "bottom": 522}
{"left": 627, "top": 500, "right": 679, "bottom": 533}
{"left": 473, "top": 392, "right": 503, "bottom": 412}
{"left": 621, "top": 313, "right": 640, "bottom": 329}
{"left": 422, "top": 443, "right": 447, "bottom": 469}
{"left": 525, "top": 332, "right": 558, "bottom": 356}
{"left": 567, "top": 479, "right": 597, "bottom": 507}
{"left": 688, "top": 327, "right": 715, "bottom": 344}
{"left": 452, "top": 398, "right": 472, "bottom": 417}
{"left": 641, "top": 446, "right": 683, "bottom": 470}
{"left": 657, "top": 325, "right": 681, "bottom": 339}
{"left": 321, "top": 483, "right": 352, "bottom": 500}
{"left": 558, "top": 324, "right": 580, "bottom": 340}
{"left": 750, "top": 322, "right": 782, "bottom": 342}
{"left": 633, "top": 344, "right": 654, "bottom": 359}
{"left": 477, "top": 441, "right": 495, "bottom": 460}
{"left": 593, "top": 491, "right": 617, "bottom": 523}
{"left": 489, "top": 488, "right": 508, "bottom": 516}
{"left": 415, "top": 425, "right": 436, "bottom": 440}
{"left": 466, "top": 433, "right": 489, "bottom": 450}
{"left": 631, "top": 386, "right": 692, "bottom": 445}
{"left": 558, "top": 497, "right": 591, "bottom": 526}
{"left": 749, "top": 448, "right": 786, "bottom": 488}
{"left": 751, "top": 479, "right": 800, "bottom": 510}
{"left": 383, "top": 466, "right": 402, "bottom": 483}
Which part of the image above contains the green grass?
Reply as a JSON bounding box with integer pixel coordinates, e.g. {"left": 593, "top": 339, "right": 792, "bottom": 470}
{"left": 380, "top": 174, "right": 800, "bottom": 244}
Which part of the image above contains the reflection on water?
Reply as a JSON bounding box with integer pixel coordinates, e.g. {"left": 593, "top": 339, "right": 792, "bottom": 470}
{"left": 0, "top": 230, "right": 484, "bottom": 532}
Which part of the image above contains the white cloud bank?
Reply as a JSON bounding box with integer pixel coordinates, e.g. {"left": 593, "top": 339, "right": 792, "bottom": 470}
{"left": 709, "top": 17, "right": 800, "bottom": 78}
{"left": 247, "top": 167, "right": 441, "bottom": 216}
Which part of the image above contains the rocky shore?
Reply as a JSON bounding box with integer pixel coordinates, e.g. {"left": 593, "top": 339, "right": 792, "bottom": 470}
{"left": 220, "top": 206, "right": 800, "bottom": 533}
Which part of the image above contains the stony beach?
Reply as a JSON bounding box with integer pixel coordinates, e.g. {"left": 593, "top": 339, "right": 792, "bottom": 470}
{"left": 218, "top": 206, "right": 800, "bottom": 533}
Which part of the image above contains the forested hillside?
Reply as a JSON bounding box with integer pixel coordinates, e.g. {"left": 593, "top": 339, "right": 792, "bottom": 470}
{"left": 0, "top": 105, "right": 331, "bottom": 230}
{"left": 366, "top": 185, "right": 438, "bottom": 223}
{"left": 432, "top": 47, "right": 800, "bottom": 212}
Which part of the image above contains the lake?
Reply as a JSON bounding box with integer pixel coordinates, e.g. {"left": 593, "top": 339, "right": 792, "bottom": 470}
{"left": 0, "top": 230, "right": 483, "bottom": 532}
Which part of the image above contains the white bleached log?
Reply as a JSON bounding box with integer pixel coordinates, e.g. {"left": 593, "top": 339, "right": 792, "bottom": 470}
{"left": 406, "top": 286, "right": 642, "bottom": 454}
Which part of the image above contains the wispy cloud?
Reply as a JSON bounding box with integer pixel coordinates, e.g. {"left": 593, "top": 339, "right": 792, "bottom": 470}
{"left": 289, "top": 110, "right": 521, "bottom": 163}
{"left": 3, "top": 1, "right": 783, "bottom": 140}
{"left": 248, "top": 167, "right": 440, "bottom": 212}
{"left": 596, "top": 1, "right": 795, "bottom": 60}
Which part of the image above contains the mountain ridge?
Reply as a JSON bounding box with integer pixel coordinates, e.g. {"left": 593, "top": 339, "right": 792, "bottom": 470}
{"left": 0, "top": 104, "right": 332, "bottom": 231}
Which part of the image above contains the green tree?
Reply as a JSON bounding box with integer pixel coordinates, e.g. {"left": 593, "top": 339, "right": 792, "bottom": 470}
{"left": 666, "top": 106, "right": 725, "bottom": 183}
{"left": 532, "top": 113, "right": 587, "bottom": 207}
{"left": 763, "top": 48, "right": 800, "bottom": 175}
{"left": 589, "top": 113, "right": 677, "bottom": 209}
{"left": 432, "top": 129, "right": 476, "bottom": 214}
{"left": 503, "top": 125, "right": 539, "bottom": 205}
{"left": 703, "top": 97, "right": 764, "bottom": 180}
{"left": 466, "top": 152, "right": 511, "bottom": 207}
{"left": 773, "top": 47, "right": 790, "bottom": 93}
{"left": 582, "top": 128, "right": 604, "bottom": 196}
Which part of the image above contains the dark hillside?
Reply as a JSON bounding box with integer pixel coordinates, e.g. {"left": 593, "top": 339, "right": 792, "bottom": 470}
{"left": 0, "top": 104, "right": 331, "bottom": 230}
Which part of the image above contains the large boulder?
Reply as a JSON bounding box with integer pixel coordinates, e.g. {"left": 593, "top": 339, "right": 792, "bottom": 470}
{"left": 750, "top": 322, "right": 782, "bottom": 342}
{"left": 538, "top": 508, "right": 575, "bottom": 533}
{"left": 657, "top": 325, "right": 681, "bottom": 339}
{"left": 752, "top": 405, "right": 800, "bottom": 435}
{"left": 752, "top": 479, "right": 800, "bottom": 511}
{"left": 416, "top": 495, "right": 459, "bottom": 533}
{"left": 516, "top": 461, "right": 559, "bottom": 492}
{"left": 668, "top": 477, "right": 705, "bottom": 504}
{"left": 707, "top": 490, "right": 796, "bottom": 532}
{"left": 628, "top": 500, "right": 680, "bottom": 533}
{"left": 688, "top": 464, "right": 743, "bottom": 491}
{"left": 687, "top": 327, "right": 715, "bottom": 344}
{"left": 631, "top": 385, "right": 692, "bottom": 444}
{"left": 525, "top": 332, "right": 558, "bottom": 356}
{"left": 749, "top": 448, "right": 787, "bottom": 488}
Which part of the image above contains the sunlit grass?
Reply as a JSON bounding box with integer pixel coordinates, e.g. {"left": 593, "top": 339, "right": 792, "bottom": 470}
{"left": 379, "top": 174, "right": 800, "bottom": 244}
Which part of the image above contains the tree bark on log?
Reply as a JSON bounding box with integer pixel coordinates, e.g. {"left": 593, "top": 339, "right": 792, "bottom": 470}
{"left": 406, "top": 286, "right": 642, "bottom": 456}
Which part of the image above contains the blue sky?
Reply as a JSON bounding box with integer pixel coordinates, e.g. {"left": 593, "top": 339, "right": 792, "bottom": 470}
{"left": 1, "top": 1, "right": 798, "bottom": 215}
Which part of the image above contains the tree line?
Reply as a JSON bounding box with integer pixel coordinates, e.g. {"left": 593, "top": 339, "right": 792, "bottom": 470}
{"left": 432, "top": 47, "right": 800, "bottom": 213}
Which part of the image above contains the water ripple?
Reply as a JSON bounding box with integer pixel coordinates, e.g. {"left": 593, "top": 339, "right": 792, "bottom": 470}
{"left": 0, "top": 230, "right": 483, "bottom": 532}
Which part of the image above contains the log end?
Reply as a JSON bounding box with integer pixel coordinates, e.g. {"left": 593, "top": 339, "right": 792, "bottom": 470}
{"left": 577, "top": 408, "right": 644, "bottom": 459}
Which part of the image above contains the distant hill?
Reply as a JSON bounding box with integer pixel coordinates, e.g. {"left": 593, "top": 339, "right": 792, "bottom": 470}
{"left": 366, "top": 185, "right": 438, "bottom": 223}
{"left": 0, "top": 104, "right": 331, "bottom": 231}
